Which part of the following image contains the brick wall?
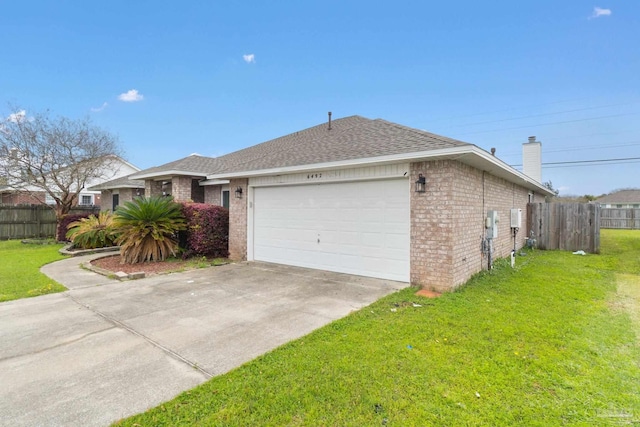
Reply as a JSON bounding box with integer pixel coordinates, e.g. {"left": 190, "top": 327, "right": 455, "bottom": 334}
{"left": 0, "top": 192, "right": 46, "bottom": 205}
{"left": 122, "top": 188, "right": 142, "bottom": 204}
{"left": 172, "top": 176, "right": 193, "bottom": 202}
{"left": 410, "top": 161, "right": 455, "bottom": 290}
{"left": 228, "top": 178, "right": 248, "bottom": 260}
{"left": 100, "top": 188, "right": 143, "bottom": 211}
{"left": 145, "top": 180, "right": 163, "bottom": 197}
{"left": 204, "top": 185, "right": 222, "bottom": 205}
{"left": 101, "top": 190, "right": 113, "bottom": 210}
{"left": 411, "top": 160, "right": 533, "bottom": 292}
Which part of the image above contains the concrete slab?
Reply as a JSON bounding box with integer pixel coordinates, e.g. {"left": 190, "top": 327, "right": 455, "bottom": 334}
{"left": 1, "top": 259, "right": 408, "bottom": 426}
{"left": 40, "top": 254, "right": 115, "bottom": 290}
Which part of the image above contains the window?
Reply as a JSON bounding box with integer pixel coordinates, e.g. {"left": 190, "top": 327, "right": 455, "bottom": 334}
{"left": 80, "top": 195, "right": 93, "bottom": 205}
{"left": 222, "top": 190, "right": 230, "bottom": 209}
{"left": 112, "top": 194, "right": 119, "bottom": 209}
{"left": 45, "top": 194, "right": 56, "bottom": 205}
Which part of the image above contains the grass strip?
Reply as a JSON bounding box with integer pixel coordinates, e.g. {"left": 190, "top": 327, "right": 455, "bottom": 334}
{"left": 117, "top": 229, "right": 640, "bottom": 426}
{"left": 0, "top": 240, "right": 67, "bottom": 302}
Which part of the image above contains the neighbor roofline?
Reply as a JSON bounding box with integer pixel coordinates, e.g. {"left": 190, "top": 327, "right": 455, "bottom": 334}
{"left": 206, "top": 145, "right": 554, "bottom": 196}
{"left": 129, "top": 170, "right": 209, "bottom": 180}
{"left": 87, "top": 182, "right": 145, "bottom": 191}
{"left": 111, "top": 155, "right": 141, "bottom": 172}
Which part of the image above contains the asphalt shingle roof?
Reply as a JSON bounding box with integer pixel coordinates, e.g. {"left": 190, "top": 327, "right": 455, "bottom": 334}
{"left": 131, "top": 154, "right": 220, "bottom": 178}
{"left": 88, "top": 175, "right": 145, "bottom": 191}
{"left": 595, "top": 189, "right": 640, "bottom": 204}
{"left": 131, "top": 115, "right": 472, "bottom": 179}
{"left": 209, "top": 115, "right": 470, "bottom": 175}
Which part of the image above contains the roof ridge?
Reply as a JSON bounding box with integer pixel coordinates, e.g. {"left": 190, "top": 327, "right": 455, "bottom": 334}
{"left": 373, "top": 118, "right": 471, "bottom": 146}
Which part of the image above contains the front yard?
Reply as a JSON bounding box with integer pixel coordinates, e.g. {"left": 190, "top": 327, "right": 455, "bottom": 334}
{"left": 0, "top": 240, "right": 67, "bottom": 302}
{"left": 115, "top": 229, "right": 640, "bottom": 426}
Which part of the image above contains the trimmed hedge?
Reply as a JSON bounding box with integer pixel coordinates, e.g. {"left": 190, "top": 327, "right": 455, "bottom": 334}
{"left": 180, "top": 203, "right": 229, "bottom": 258}
{"left": 57, "top": 213, "right": 95, "bottom": 242}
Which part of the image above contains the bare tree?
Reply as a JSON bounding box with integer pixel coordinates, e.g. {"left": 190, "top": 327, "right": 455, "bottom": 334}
{"left": 0, "top": 107, "right": 123, "bottom": 231}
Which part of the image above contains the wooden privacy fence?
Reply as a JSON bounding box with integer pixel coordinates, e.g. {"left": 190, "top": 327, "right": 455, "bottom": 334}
{"left": 527, "top": 203, "right": 600, "bottom": 253}
{"left": 0, "top": 205, "right": 99, "bottom": 240}
{"left": 600, "top": 208, "right": 640, "bottom": 230}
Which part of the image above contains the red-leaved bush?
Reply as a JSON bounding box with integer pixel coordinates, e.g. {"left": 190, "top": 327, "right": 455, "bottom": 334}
{"left": 180, "top": 203, "right": 229, "bottom": 258}
{"left": 57, "top": 213, "right": 95, "bottom": 242}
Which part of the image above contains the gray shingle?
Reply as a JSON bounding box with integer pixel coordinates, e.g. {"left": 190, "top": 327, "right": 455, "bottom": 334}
{"left": 88, "top": 175, "right": 145, "bottom": 191}
{"left": 131, "top": 154, "right": 219, "bottom": 178}
{"left": 596, "top": 189, "right": 640, "bottom": 203}
{"left": 131, "top": 115, "right": 472, "bottom": 179}
{"left": 209, "top": 115, "right": 470, "bottom": 174}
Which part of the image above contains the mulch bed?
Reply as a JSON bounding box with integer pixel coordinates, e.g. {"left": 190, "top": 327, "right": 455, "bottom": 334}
{"left": 91, "top": 255, "right": 194, "bottom": 276}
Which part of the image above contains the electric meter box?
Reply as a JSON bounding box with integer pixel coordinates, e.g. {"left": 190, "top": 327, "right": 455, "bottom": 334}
{"left": 510, "top": 208, "right": 522, "bottom": 228}
{"left": 486, "top": 210, "right": 499, "bottom": 239}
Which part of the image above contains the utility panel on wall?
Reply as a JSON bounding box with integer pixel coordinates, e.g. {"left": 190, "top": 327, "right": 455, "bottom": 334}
{"left": 510, "top": 208, "right": 522, "bottom": 229}
{"left": 486, "top": 210, "right": 498, "bottom": 239}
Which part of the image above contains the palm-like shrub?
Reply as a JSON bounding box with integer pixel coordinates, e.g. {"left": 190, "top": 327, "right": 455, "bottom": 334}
{"left": 113, "top": 196, "right": 187, "bottom": 264}
{"left": 66, "top": 211, "right": 118, "bottom": 249}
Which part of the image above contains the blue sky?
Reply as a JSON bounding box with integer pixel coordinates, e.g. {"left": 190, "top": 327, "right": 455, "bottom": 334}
{"left": 1, "top": 1, "right": 638, "bottom": 196}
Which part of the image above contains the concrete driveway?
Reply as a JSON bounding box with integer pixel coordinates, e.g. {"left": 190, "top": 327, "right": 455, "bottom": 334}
{"left": 0, "top": 257, "right": 408, "bottom": 426}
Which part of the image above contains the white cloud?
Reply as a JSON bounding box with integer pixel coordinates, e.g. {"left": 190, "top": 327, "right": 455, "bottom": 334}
{"left": 118, "top": 89, "right": 144, "bottom": 102}
{"left": 7, "top": 110, "right": 26, "bottom": 123}
{"left": 589, "top": 7, "right": 612, "bottom": 19}
{"left": 243, "top": 54, "right": 255, "bottom": 64}
{"left": 90, "top": 102, "right": 108, "bottom": 112}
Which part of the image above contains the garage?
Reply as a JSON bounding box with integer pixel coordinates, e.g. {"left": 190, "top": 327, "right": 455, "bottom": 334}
{"left": 252, "top": 178, "right": 410, "bottom": 282}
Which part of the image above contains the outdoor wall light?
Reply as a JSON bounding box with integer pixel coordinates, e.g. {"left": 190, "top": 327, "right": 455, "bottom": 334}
{"left": 235, "top": 186, "right": 243, "bottom": 199}
{"left": 415, "top": 173, "right": 426, "bottom": 193}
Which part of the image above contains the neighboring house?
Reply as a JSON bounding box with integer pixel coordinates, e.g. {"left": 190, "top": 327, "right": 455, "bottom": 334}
{"left": 0, "top": 156, "right": 140, "bottom": 208}
{"left": 595, "top": 189, "right": 640, "bottom": 208}
{"left": 122, "top": 115, "right": 552, "bottom": 291}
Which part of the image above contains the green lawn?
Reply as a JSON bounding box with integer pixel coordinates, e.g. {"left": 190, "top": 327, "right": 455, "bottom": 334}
{"left": 117, "top": 230, "right": 632, "bottom": 424}
{"left": 0, "top": 240, "right": 67, "bottom": 302}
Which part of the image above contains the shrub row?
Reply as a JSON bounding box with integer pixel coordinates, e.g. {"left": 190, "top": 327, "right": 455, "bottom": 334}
{"left": 62, "top": 201, "right": 229, "bottom": 259}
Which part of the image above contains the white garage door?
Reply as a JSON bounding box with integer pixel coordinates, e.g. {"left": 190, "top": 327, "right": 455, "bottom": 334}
{"left": 253, "top": 179, "right": 410, "bottom": 282}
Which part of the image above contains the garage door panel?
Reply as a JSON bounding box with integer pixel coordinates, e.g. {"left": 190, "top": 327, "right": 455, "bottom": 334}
{"left": 253, "top": 179, "right": 409, "bottom": 282}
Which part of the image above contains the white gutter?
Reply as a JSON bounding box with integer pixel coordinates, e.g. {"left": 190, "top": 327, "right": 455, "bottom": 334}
{"left": 199, "top": 179, "right": 230, "bottom": 186}
{"left": 205, "top": 145, "right": 554, "bottom": 196}
{"left": 129, "top": 170, "right": 209, "bottom": 180}
{"left": 88, "top": 183, "right": 146, "bottom": 191}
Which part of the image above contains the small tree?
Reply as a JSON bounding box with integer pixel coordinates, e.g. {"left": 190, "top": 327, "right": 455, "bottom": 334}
{"left": 543, "top": 180, "right": 560, "bottom": 201}
{"left": 0, "top": 107, "right": 122, "bottom": 236}
{"left": 114, "top": 196, "right": 187, "bottom": 264}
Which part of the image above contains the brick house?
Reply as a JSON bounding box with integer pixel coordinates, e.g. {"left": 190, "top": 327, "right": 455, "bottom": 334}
{"left": 0, "top": 156, "right": 139, "bottom": 208}
{"left": 118, "top": 115, "right": 553, "bottom": 291}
